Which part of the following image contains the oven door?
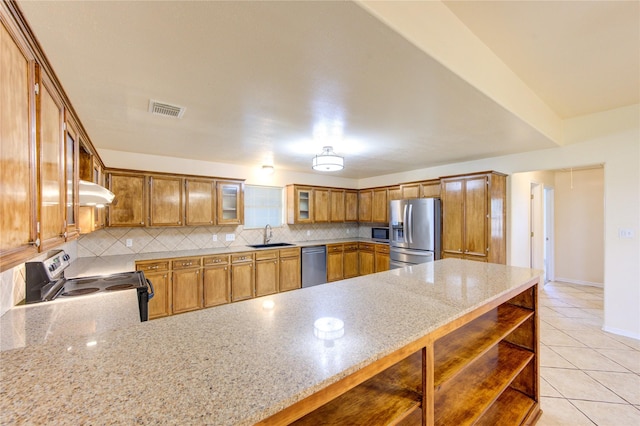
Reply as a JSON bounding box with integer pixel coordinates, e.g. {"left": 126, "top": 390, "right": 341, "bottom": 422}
{"left": 137, "top": 278, "right": 155, "bottom": 322}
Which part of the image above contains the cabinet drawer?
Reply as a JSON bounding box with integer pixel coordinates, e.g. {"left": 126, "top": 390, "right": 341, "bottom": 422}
{"left": 375, "top": 244, "right": 390, "bottom": 254}
{"left": 203, "top": 255, "right": 229, "bottom": 266}
{"left": 279, "top": 247, "right": 300, "bottom": 258}
{"left": 327, "top": 244, "right": 344, "bottom": 253}
{"left": 343, "top": 243, "right": 358, "bottom": 252}
{"left": 172, "top": 257, "right": 202, "bottom": 270}
{"left": 255, "top": 249, "right": 278, "bottom": 261}
{"left": 136, "top": 261, "right": 169, "bottom": 272}
{"left": 232, "top": 252, "right": 255, "bottom": 263}
{"left": 358, "top": 242, "right": 374, "bottom": 252}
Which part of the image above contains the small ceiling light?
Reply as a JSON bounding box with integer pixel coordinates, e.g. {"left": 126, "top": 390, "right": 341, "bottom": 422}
{"left": 312, "top": 146, "right": 343, "bottom": 172}
{"left": 261, "top": 165, "right": 274, "bottom": 175}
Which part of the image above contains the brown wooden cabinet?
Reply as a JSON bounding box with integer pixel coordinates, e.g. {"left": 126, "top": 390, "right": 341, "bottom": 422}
{"left": 203, "top": 255, "right": 230, "bottom": 307}
{"left": 217, "top": 180, "right": 243, "bottom": 225}
{"left": 344, "top": 190, "right": 358, "bottom": 222}
{"left": 286, "top": 185, "right": 313, "bottom": 224}
{"left": 279, "top": 247, "right": 301, "bottom": 292}
{"left": 185, "top": 178, "right": 215, "bottom": 225}
{"left": 420, "top": 179, "right": 441, "bottom": 198}
{"left": 231, "top": 252, "right": 254, "bottom": 301}
{"left": 358, "top": 242, "right": 375, "bottom": 275}
{"left": 38, "top": 76, "right": 66, "bottom": 252}
{"left": 255, "top": 250, "right": 279, "bottom": 297}
{"left": 171, "top": 257, "right": 202, "bottom": 314}
{"left": 371, "top": 188, "right": 388, "bottom": 224}
{"left": 441, "top": 172, "right": 506, "bottom": 264}
{"left": 107, "top": 171, "right": 147, "bottom": 227}
{"left": 136, "top": 260, "right": 171, "bottom": 320}
{"left": 374, "top": 243, "right": 390, "bottom": 272}
{"left": 313, "top": 188, "right": 330, "bottom": 223}
{"left": 149, "top": 175, "right": 183, "bottom": 226}
{"left": 329, "top": 190, "right": 345, "bottom": 222}
{"left": 343, "top": 243, "right": 359, "bottom": 278}
{"left": 358, "top": 190, "right": 372, "bottom": 223}
{"left": 0, "top": 21, "right": 38, "bottom": 271}
{"left": 326, "top": 243, "right": 344, "bottom": 282}
{"left": 387, "top": 186, "right": 402, "bottom": 201}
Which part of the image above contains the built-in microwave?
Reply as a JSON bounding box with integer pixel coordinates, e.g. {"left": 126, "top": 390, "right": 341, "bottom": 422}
{"left": 371, "top": 227, "right": 390, "bottom": 242}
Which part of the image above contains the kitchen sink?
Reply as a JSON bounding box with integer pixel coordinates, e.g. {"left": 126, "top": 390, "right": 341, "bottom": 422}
{"left": 248, "top": 242, "right": 296, "bottom": 249}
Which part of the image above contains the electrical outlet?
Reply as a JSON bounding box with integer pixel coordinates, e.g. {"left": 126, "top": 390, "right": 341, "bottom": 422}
{"left": 306, "top": 230, "right": 311, "bottom": 236}
{"left": 212, "top": 234, "right": 217, "bottom": 242}
{"left": 226, "top": 234, "right": 235, "bottom": 242}
{"left": 618, "top": 228, "right": 634, "bottom": 239}
{"left": 125, "top": 238, "right": 133, "bottom": 247}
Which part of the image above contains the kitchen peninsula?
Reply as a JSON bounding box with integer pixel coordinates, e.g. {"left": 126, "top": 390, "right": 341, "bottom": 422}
{"left": 0, "top": 259, "right": 541, "bottom": 425}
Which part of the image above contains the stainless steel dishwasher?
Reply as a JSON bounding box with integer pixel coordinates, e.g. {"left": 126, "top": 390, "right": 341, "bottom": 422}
{"left": 301, "top": 246, "right": 327, "bottom": 288}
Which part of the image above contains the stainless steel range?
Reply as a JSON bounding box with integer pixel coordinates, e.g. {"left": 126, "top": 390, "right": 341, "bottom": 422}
{"left": 25, "top": 250, "right": 153, "bottom": 321}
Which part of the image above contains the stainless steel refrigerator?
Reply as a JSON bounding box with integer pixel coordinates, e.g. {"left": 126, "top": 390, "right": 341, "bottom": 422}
{"left": 389, "top": 198, "right": 441, "bottom": 268}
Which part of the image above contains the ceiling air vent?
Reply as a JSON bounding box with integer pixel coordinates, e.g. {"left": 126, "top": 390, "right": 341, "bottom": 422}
{"left": 148, "top": 99, "right": 186, "bottom": 118}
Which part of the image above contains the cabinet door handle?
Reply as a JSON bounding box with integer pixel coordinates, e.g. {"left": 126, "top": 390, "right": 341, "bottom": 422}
{"left": 140, "top": 221, "right": 144, "bottom": 225}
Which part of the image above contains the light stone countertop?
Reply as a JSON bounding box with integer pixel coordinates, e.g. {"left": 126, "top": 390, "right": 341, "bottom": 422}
{"left": 0, "top": 290, "right": 140, "bottom": 351}
{"left": 65, "top": 237, "right": 381, "bottom": 277}
{"left": 0, "top": 259, "right": 541, "bottom": 425}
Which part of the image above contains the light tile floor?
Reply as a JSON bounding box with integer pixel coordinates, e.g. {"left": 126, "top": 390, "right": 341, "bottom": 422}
{"left": 537, "top": 282, "right": 640, "bottom": 425}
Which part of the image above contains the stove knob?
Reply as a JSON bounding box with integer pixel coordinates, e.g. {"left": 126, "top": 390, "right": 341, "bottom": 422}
{"left": 62, "top": 254, "right": 70, "bottom": 261}
{"left": 48, "top": 264, "right": 56, "bottom": 272}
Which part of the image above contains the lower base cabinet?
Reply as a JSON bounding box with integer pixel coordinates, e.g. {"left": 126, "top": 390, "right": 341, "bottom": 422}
{"left": 203, "top": 255, "right": 230, "bottom": 307}
{"left": 358, "top": 243, "right": 375, "bottom": 275}
{"left": 255, "top": 250, "right": 279, "bottom": 297}
{"left": 269, "top": 282, "right": 540, "bottom": 425}
{"left": 231, "top": 252, "right": 255, "bottom": 301}
{"left": 374, "top": 244, "right": 390, "bottom": 272}
{"left": 143, "top": 270, "right": 171, "bottom": 320}
{"left": 171, "top": 257, "right": 203, "bottom": 314}
{"left": 279, "top": 247, "right": 301, "bottom": 292}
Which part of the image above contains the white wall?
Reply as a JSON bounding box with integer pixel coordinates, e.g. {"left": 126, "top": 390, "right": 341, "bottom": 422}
{"left": 554, "top": 168, "right": 605, "bottom": 285}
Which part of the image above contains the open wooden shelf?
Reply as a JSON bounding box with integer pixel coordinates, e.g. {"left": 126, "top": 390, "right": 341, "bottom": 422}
{"left": 292, "top": 350, "right": 423, "bottom": 425}
{"left": 434, "top": 304, "right": 533, "bottom": 388}
{"left": 475, "top": 386, "right": 536, "bottom": 426}
{"left": 434, "top": 342, "right": 534, "bottom": 425}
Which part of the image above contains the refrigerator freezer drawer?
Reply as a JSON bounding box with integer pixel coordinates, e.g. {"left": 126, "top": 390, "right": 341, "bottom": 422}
{"left": 390, "top": 248, "right": 434, "bottom": 265}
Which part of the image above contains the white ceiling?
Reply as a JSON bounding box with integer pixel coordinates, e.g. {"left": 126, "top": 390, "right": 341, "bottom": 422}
{"left": 16, "top": 1, "right": 639, "bottom": 179}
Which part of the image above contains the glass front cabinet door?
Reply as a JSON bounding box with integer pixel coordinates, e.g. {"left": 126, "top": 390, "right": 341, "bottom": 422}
{"left": 216, "top": 180, "right": 244, "bottom": 225}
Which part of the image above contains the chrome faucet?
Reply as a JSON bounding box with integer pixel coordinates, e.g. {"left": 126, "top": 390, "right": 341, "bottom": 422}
{"left": 264, "top": 224, "right": 273, "bottom": 245}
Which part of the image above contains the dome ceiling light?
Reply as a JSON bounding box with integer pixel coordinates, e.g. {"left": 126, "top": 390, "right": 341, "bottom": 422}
{"left": 312, "top": 146, "right": 344, "bottom": 172}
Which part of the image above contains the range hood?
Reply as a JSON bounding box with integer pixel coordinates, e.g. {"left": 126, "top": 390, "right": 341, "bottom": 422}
{"left": 79, "top": 180, "right": 115, "bottom": 206}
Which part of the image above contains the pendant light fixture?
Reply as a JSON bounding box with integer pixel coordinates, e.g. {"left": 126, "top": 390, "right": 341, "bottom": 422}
{"left": 312, "top": 146, "right": 344, "bottom": 172}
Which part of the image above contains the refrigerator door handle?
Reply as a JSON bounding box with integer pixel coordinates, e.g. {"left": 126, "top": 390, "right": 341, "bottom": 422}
{"left": 402, "top": 204, "right": 408, "bottom": 243}
{"left": 408, "top": 203, "right": 413, "bottom": 244}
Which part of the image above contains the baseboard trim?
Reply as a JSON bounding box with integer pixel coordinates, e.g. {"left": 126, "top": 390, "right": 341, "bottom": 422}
{"left": 602, "top": 325, "right": 640, "bottom": 340}
{"left": 553, "top": 277, "right": 603, "bottom": 288}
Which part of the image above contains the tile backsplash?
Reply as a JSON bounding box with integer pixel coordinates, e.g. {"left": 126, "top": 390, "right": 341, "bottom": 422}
{"left": 78, "top": 224, "right": 367, "bottom": 257}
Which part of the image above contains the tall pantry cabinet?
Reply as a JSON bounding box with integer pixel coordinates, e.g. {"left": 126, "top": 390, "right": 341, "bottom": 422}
{"left": 441, "top": 171, "right": 506, "bottom": 264}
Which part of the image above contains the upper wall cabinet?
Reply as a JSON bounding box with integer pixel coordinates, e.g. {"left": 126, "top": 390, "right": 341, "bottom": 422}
{"left": 107, "top": 171, "right": 244, "bottom": 227}
{"left": 345, "top": 190, "right": 358, "bottom": 222}
{"left": 330, "top": 189, "right": 345, "bottom": 222}
{"left": 37, "top": 75, "right": 66, "bottom": 252}
{"left": 149, "top": 175, "right": 183, "bottom": 226}
{"left": 286, "top": 185, "right": 313, "bottom": 224}
{"left": 185, "top": 178, "right": 215, "bottom": 226}
{"left": 0, "top": 20, "right": 38, "bottom": 270}
{"left": 107, "top": 171, "right": 147, "bottom": 227}
{"left": 216, "top": 180, "right": 244, "bottom": 225}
